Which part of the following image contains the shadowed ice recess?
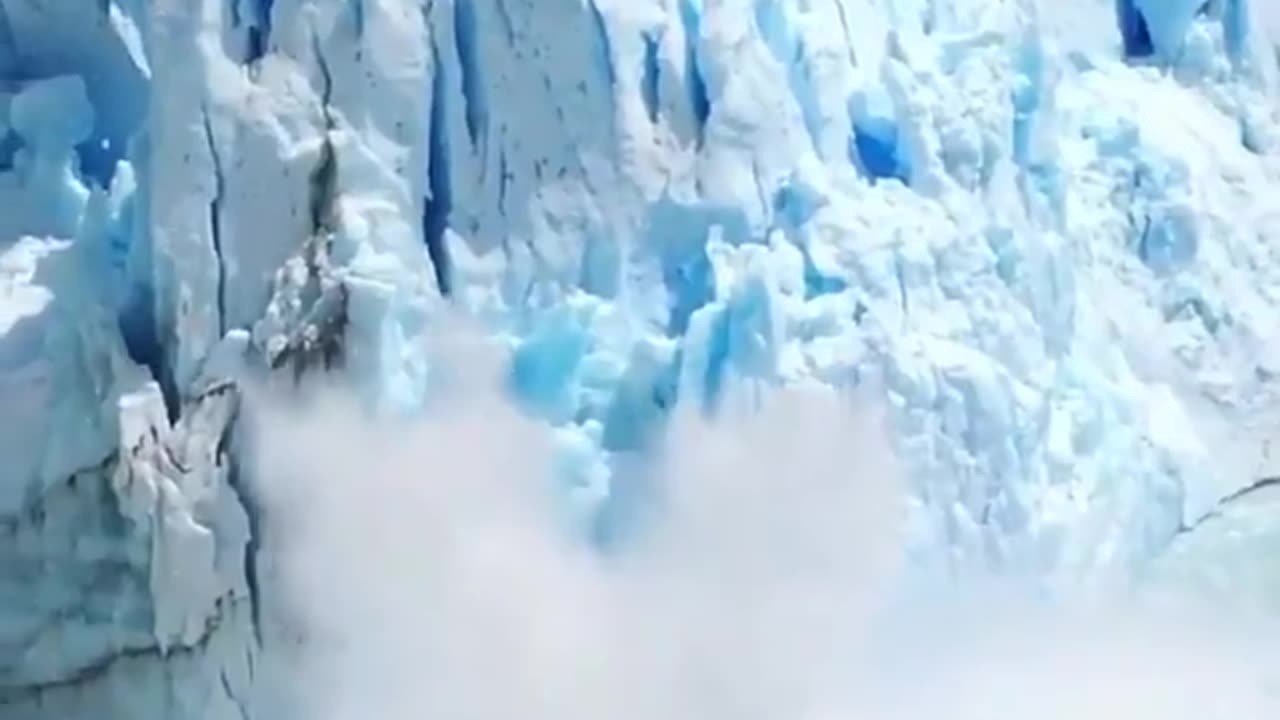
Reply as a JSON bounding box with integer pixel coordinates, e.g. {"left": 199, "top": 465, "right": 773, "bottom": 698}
{"left": 1, "top": 0, "right": 1280, "bottom": 717}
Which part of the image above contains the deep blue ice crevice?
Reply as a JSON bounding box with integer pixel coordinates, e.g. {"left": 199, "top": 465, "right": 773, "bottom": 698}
{"left": 119, "top": 282, "right": 170, "bottom": 412}
{"left": 76, "top": 152, "right": 139, "bottom": 323}
{"left": 1117, "top": 0, "right": 1156, "bottom": 59}
{"left": 242, "top": 0, "right": 275, "bottom": 64}
{"left": 350, "top": 0, "right": 365, "bottom": 40}
{"left": 640, "top": 31, "right": 661, "bottom": 123}
{"left": 587, "top": 0, "right": 617, "bottom": 91}
{"left": 678, "top": 0, "right": 711, "bottom": 143}
{"left": 424, "top": 43, "right": 454, "bottom": 298}
{"left": 113, "top": 125, "right": 169, "bottom": 408}
{"left": 0, "top": 128, "right": 21, "bottom": 172}
{"left": 1121, "top": 0, "right": 1217, "bottom": 61}
{"left": 848, "top": 86, "right": 911, "bottom": 183}
{"left": 452, "top": 0, "right": 488, "bottom": 151}
{"left": 200, "top": 108, "right": 227, "bottom": 335}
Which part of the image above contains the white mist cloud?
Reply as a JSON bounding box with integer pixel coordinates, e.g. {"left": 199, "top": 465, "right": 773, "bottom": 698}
{"left": 247, "top": 329, "right": 1280, "bottom": 720}
{"left": 1261, "top": 1, "right": 1280, "bottom": 44}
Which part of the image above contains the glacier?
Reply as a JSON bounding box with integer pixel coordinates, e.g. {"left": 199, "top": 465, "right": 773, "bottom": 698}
{"left": 0, "top": 0, "right": 1279, "bottom": 717}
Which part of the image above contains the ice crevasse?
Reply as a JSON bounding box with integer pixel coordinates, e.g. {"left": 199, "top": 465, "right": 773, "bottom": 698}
{"left": 0, "top": 0, "right": 1279, "bottom": 716}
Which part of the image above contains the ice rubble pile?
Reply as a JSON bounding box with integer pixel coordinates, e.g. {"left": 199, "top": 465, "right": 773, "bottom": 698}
{"left": 0, "top": 0, "right": 1278, "bottom": 717}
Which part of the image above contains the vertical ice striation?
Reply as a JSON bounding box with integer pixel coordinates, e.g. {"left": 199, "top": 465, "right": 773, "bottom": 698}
{"left": 0, "top": 0, "right": 1278, "bottom": 717}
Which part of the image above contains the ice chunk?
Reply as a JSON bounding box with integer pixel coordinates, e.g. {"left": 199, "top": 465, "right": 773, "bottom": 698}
{"left": 1151, "top": 481, "right": 1280, "bottom": 614}
{"left": 0, "top": 239, "right": 63, "bottom": 514}
{"left": 8, "top": 76, "right": 93, "bottom": 150}
{"left": 0, "top": 237, "right": 124, "bottom": 514}
{"left": 0, "top": 76, "right": 93, "bottom": 242}
{"left": 0, "top": 238, "right": 248, "bottom": 699}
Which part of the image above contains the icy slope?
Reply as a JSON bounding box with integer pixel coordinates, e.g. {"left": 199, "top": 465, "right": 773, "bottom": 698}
{"left": 0, "top": 0, "right": 1278, "bottom": 717}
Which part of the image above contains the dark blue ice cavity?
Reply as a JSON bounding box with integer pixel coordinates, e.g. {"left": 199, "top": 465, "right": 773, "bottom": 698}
{"left": 0, "top": 130, "right": 20, "bottom": 172}
{"left": 350, "top": 0, "right": 365, "bottom": 39}
{"left": 423, "top": 45, "right": 453, "bottom": 297}
{"left": 679, "top": 0, "right": 711, "bottom": 140}
{"left": 75, "top": 137, "right": 123, "bottom": 188}
{"left": 851, "top": 121, "right": 909, "bottom": 183}
{"left": 587, "top": 0, "right": 616, "bottom": 91}
{"left": 1116, "top": 0, "right": 1155, "bottom": 59}
{"left": 1, "top": 71, "right": 132, "bottom": 188}
{"left": 688, "top": 60, "right": 710, "bottom": 139}
{"left": 848, "top": 86, "right": 910, "bottom": 182}
{"left": 119, "top": 283, "right": 179, "bottom": 421}
{"left": 640, "top": 32, "right": 661, "bottom": 123}
{"left": 245, "top": 0, "right": 275, "bottom": 63}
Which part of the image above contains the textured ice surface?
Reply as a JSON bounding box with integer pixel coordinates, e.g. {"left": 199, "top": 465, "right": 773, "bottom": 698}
{"left": 0, "top": 0, "right": 1278, "bottom": 717}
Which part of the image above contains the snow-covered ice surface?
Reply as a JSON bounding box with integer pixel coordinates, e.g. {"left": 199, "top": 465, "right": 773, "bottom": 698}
{"left": 0, "top": 0, "right": 1279, "bottom": 717}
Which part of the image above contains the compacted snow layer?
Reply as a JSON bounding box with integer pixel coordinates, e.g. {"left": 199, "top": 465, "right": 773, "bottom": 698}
{"left": 0, "top": 0, "right": 1278, "bottom": 717}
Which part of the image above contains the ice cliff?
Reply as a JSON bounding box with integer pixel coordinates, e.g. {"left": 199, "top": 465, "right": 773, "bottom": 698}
{"left": 0, "top": 0, "right": 1278, "bottom": 717}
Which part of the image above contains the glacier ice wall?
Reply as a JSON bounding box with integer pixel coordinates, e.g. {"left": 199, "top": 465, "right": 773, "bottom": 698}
{"left": 0, "top": 0, "right": 1278, "bottom": 717}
